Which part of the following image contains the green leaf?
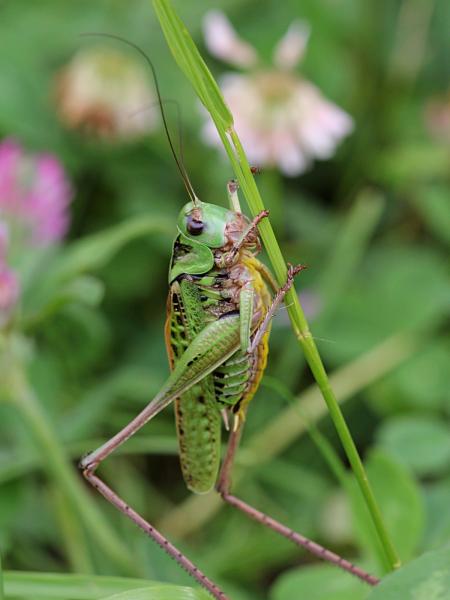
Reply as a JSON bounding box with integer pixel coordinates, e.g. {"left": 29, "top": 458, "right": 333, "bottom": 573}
{"left": 0, "top": 476, "right": 24, "bottom": 529}
{"left": 270, "top": 564, "right": 368, "bottom": 600}
{"left": 423, "top": 481, "right": 450, "bottom": 550}
{"left": 23, "top": 275, "right": 105, "bottom": 330}
{"left": 370, "top": 339, "right": 450, "bottom": 414}
{"left": 376, "top": 416, "right": 450, "bottom": 477}
{"left": 152, "top": 0, "right": 233, "bottom": 129}
{"left": 411, "top": 185, "right": 450, "bottom": 246}
{"left": 62, "top": 275, "right": 105, "bottom": 307}
{"left": 0, "top": 554, "right": 4, "bottom": 600}
{"left": 366, "top": 547, "right": 450, "bottom": 600}
{"left": 101, "top": 586, "right": 209, "bottom": 600}
{"left": 152, "top": 0, "right": 402, "bottom": 574}
{"left": 318, "top": 247, "right": 449, "bottom": 364}
{"left": 22, "top": 216, "right": 172, "bottom": 325}
{"left": 3, "top": 572, "right": 209, "bottom": 600}
{"left": 52, "top": 216, "right": 172, "bottom": 282}
{"left": 350, "top": 450, "right": 424, "bottom": 567}
{"left": 371, "top": 144, "right": 449, "bottom": 187}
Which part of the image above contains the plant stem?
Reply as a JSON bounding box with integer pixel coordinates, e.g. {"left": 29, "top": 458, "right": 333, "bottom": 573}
{"left": 152, "top": 0, "right": 400, "bottom": 572}
{"left": 4, "top": 352, "right": 137, "bottom": 576}
{"left": 0, "top": 554, "right": 4, "bottom": 600}
{"left": 227, "top": 127, "right": 401, "bottom": 571}
{"left": 51, "top": 487, "right": 95, "bottom": 574}
{"left": 158, "top": 332, "right": 415, "bottom": 539}
{"left": 2, "top": 571, "right": 209, "bottom": 600}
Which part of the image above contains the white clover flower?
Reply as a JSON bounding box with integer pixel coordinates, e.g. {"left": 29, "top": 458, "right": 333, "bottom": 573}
{"left": 202, "top": 11, "right": 354, "bottom": 176}
{"left": 55, "top": 46, "right": 158, "bottom": 141}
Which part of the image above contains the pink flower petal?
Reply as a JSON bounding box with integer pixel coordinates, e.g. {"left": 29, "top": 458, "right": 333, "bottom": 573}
{"left": 273, "top": 21, "right": 310, "bottom": 70}
{"left": 275, "top": 135, "right": 309, "bottom": 175}
{"left": 0, "top": 223, "right": 8, "bottom": 260}
{"left": 0, "top": 263, "right": 20, "bottom": 318}
{"left": 317, "top": 100, "right": 354, "bottom": 139}
{"left": 200, "top": 19, "right": 354, "bottom": 178}
{"left": 294, "top": 82, "right": 353, "bottom": 159}
{"left": 0, "top": 138, "right": 72, "bottom": 247}
{"left": 0, "top": 139, "right": 23, "bottom": 209}
{"left": 203, "top": 10, "right": 258, "bottom": 68}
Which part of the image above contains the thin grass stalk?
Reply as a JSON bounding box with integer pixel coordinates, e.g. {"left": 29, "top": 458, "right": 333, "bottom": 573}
{"left": 152, "top": 0, "right": 401, "bottom": 572}
{"left": 262, "top": 376, "right": 390, "bottom": 570}
{"left": 229, "top": 111, "right": 400, "bottom": 574}
{"left": 51, "top": 487, "right": 95, "bottom": 574}
{"left": 5, "top": 355, "right": 137, "bottom": 576}
{"left": 0, "top": 555, "right": 4, "bottom": 600}
{"left": 158, "top": 332, "right": 415, "bottom": 542}
{"left": 2, "top": 571, "right": 208, "bottom": 600}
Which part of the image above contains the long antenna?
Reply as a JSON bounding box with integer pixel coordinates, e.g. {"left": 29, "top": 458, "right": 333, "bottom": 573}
{"left": 130, "top": 98, "right": 186, "bottom": 170}
{"left": 80, "top": 33, "right": 198, "bottom": 204}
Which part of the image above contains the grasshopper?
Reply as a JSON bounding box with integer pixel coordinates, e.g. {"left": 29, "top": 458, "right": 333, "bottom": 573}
{"left": 80, "top": 42, "right": 378, "bottom": 600}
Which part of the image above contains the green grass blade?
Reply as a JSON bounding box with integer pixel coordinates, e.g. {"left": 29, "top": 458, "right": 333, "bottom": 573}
{"left": 317, "top": 189, "right": 385, "bottom": 304}
{"left": 0, "top": 436, "right": 178, "bottom": 486}
{"left": 152, "top": 0, "right": 401, "bottom": 573}
{"left": 3, "top": 572, "right": 208, "bottom": 600}
{"left": 2, "top": 362, "right": 136, "bottom": 576}
{"left": 102, "top": 586, "right": 209, "bottom": 600}
{"left": 158, "top": 331, "right": 416, "bottom": 538}
{"left": 0, "top": 555, "right": 4, "bottom": 600}
{"left": 152, "top": 0, "right": 232, "bottom": 129}
{"left": 52, "top": 216, "right": 172, "bottom": 281}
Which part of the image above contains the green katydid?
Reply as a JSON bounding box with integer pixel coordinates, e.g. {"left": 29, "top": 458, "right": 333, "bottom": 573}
{"left": 79, "top": 39, "right": 379, "bottom": 600}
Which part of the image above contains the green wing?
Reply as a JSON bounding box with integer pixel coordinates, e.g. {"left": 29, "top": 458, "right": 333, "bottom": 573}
{"left": 165, "top": 278, "right": 240, "bottom": 494}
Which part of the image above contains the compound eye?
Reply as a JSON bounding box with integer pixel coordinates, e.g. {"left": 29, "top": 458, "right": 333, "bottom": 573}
{"left": 186, "top": 214, "right": 204, "bottom": 236}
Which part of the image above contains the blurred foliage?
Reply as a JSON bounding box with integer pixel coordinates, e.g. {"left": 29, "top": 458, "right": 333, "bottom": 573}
{"left": 0, "top": 1, "right": 449, "bottom": 599}
{"left": 366, "top": 546, "right": 450, "bottom": 600}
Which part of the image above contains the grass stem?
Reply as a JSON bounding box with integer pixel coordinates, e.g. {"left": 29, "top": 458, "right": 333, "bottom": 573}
{"left": 4, "top": 350, "right": 137, "bottom": 576}
{"left": 153, "top": 0, "right": 400, "bottom": 572}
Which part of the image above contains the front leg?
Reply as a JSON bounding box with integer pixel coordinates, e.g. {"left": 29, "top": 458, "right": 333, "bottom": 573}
{"left": 217, "top": 209, "right": 270, "bottom": 269}
{"left": 79, "top": 315, "right": 246, "bottom": 600}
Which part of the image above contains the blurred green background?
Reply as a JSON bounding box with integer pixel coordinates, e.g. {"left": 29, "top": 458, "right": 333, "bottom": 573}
{"left": 0, "top": 1, "right": 449, "bottom": 599}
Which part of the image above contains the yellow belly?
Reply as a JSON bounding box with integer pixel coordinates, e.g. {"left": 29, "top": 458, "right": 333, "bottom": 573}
{"left": 235, "top": 254, "right": 272, "bottom": 419}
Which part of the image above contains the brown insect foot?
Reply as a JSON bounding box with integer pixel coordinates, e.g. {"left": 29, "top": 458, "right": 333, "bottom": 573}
{"left": 252, "top": 209, "right": 270, "bottom": 228}
{"left": 257, "top": 209, "right": 270, "bottom": 220}
{"left": 287, "top": 262, "right": 308, "bottom": 279}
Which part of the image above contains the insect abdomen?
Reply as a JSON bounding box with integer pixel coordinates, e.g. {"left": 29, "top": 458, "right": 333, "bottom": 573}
{"left": 175, "top": 380, "right": 221, "bottom": 494}
{"left": 166, "top": 278, "right": 223, "bottom": 494}
{"left": 214, "top": 351, "right": 251, "bottom": 407}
